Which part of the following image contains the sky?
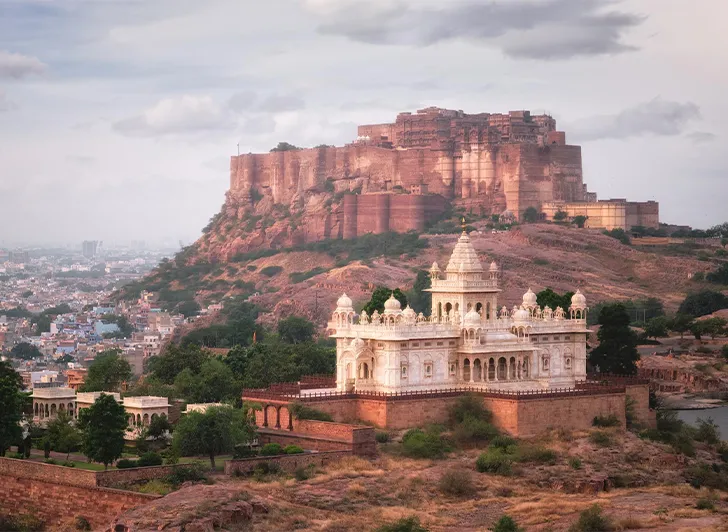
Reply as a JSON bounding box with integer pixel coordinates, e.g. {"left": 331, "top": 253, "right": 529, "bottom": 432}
{"left": 0, "top": 0, "right": 726, "bottom": 246}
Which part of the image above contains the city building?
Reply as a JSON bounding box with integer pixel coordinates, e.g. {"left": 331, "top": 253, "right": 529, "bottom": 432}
{"left": 32, "top": 387, "right": 77, "bottom": 423}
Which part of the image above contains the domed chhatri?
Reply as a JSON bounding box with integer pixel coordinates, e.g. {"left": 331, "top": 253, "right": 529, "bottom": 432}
{"left": 383, "top": 294, "right": 402, "bottom": 314}
{"left": 329, "top": 232, "right": 590, "bottom": 393}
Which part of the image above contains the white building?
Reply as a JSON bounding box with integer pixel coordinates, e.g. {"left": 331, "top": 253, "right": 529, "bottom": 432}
{"left": 329, "top": 231, "right": 589, "bottom": 393}
{"left": 32, "top": 387, "right": 77, "bottom": 422}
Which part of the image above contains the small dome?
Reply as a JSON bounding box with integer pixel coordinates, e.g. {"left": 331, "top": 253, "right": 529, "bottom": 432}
{"left": 430, "top": 262, "right": 440, "bottom": 271}
{"left": 383, "top": 294, "right": 402, "bottom": 313}
{"left": 489, "top": 261, "right": 499, "bottom": 272}
{"left": 522, "top": 288, "right": 537, "bottom": 307}
{"left": 571, "top": 290, "right": 587, "bottom": 308}
{"left": 464, "top": 309, "right": 481, "bottom": 326}
{"left": 336, "top": 293, "right": 353, "bottom": 309}
{"left": 402, "top": 305, "right": 417, "bottom": 319}
{"left": 514, "top": 306, "right": 530, "bottom": 322}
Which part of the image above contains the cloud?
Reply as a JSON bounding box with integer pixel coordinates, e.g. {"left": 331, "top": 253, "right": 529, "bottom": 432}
{"left": 569, "top": 99, "right": 701, "bottom": 142}
{"left": 0, "top": 90, "right": 17, "bottom": 112}
{"left": 113, "top": 95, "right": 237, "bottom": 137}
{"left": 256, "top": 94, "right": 306, "bottom": 113}
{"left": 305, "top": 0, "right": 644, "bottom": 60}
{"left": 0, "top": 50, "right": 47, "bottom": 79}
{"left": 686, "top": 131, "right": 716, "bottom": 144}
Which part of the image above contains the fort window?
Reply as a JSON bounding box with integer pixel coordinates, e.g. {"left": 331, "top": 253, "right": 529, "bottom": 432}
{"left": 565, "top": 336, "right": 571, "bottom": 340}
{"left": 401, "top": 343, "right": 407, "bottom": 348}
{"left": 542, "top": 357, "right": 550, "bottom": 371}
{"left": 401, "top": 365, "right": 408, "bottom": 379}
{"left": 424, "top": 363, "right": 433, "bottom": 377}
{"left": 449, "top": 363, "right": 456, "bottom": 376}
{"left": 424, "top": 342, "right": 432, "bottom": 347}
{"left": 565, "top": 357, "right": 572, "bottom": 370}
{"left": 411, "top": 342, "right": 419, "bottom": 347}
{"left": 553, "top": 336, "right": 560, "bottom": 341}
{"left": 531, "top": 337, "right": 538, "bottom": 342}
{"left": 377, "top": 343, "right": 384, "bottom": 348}
{"left": 449, "top": 341, "right": 455, "bottom": 346}
{"left": 437, "top": 342, "right": 443, "bottom": 346}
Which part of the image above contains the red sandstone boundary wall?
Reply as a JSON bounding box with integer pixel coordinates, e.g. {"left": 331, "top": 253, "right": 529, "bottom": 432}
{"left": 224, "top": 450, "right": 351, "bottom": 476}
{"left": 0, "top": 459, "right": 157, "bottom": 530}
{"left": 96, "top": 464, "right": 196, "bottom": 488}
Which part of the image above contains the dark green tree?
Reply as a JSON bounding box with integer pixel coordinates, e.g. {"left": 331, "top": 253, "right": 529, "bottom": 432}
{"left": 407, "top": 270, "right": 432, "bottom": 316}
{"left": 644, "top": 316, "right": 669, "bottom": 340}
{"left": 78, "top": 393, "right": 127, "bottom": 469}
{"left": 588, "top": 304, "right": 640, "bottom": 375}
{"left": 522, "top": 207, "right": 539, "bottom": 223}
{"left": 174, "top": 359, "right": 240, "bottom": 403}
{"left": 147, "top": 344, "right": 210, "bottom": 384}
{"left": 572, "top": 215, "right": 588, "bottom": 228}
{"left": 553, "top": 210, "right": 568, "bottom": 222}
{"left": 172, "top": 406, "right": 255, "bottom": 469}
{"left": 0, "top": 361, "right": 23, "bottom": 456}
{"left": 10, "top": 342, "right": 42, "bottom": 360}
{"left": 536, "top": 288, "right": 574, "bottom": 312}
{"left": 668, "top": 314, "right": 695, "bottom": 339}
{"left": 602, "top": 228, "right": 631, "bottom": 245}
{"left": 362, "top": 287, "right": 408, "bottom": 315}
{"left": 81, "top": 349, "right": 132, "bottom": 392}
{"left": 277, "top": 316, "right": 315, "bottom": 344}
{"left": 678, "top": 291, "right": 728, "bottom": 318}
{"left": 176, "top": 300, "right": 201, "bottom": 318}
{"left": 147, "top": 414, "right": 172, "bottom": 440}
{"left": 706, "top": 263, "right": 728, "bottom": 285}
{"left": 45, "top": 412, "right": 82, "bottom": 461}
{"left": 493, "top": 515, "right": 523, "bottom": 532}
{"left": 695, "top": 317, "right": 727, "bottom": 340}
{"left": 270, "top": 142, "right": 301, "bottom": 152}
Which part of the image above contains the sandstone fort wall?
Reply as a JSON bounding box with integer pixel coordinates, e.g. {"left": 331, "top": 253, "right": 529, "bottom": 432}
{"left": 224, "top": 450, "right": 351, "bottom": 476}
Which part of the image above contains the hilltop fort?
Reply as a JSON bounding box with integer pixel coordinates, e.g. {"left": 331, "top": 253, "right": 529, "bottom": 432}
{"left": 228, "top": 107, "right": 658, "bottom": 245}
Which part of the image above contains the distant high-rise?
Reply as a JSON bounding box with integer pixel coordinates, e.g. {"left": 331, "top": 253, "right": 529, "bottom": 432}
{"left": 82, "top": 240, "right": 99, "bottom": 259}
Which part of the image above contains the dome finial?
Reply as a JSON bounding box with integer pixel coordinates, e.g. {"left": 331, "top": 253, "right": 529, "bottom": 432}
{"left": 461, "top": 216, "right": 467, "bottom": 234}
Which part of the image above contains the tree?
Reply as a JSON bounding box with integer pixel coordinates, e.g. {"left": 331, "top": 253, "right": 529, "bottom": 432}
{"left": 100, "top": 314, "right": 134, "bottom": 337}
{"left": 57, "top": 353, "right": 74, "bottom": 364}
{"left": 644, "top": 316, "right": 669, "bottom": 340}
{"left": 553, "top": 210, "right": 568, "bottom": 222}
{"left": 77, "top": 393, "right": 127, "bottom": 469}
{"left": 81, "top": 349, "right": 132, "bottom": 392}
{"left": 147, "top": 344, "right": 210, "bottom": 384}
{"left": 174, "top": 359, "right": 240, "bottom": 403}
{"left": 407, "top": 270, "right": 432, "bottom": 316}
{"left": 668, "top": 314, "right": 695, "bottom": 339}
{"left": 10, "top": 342, "right": 42, "bottom": 360}
{"left": 45, "top": 412, "right": 82, "bottom": 461}
{"left": 522, "top": 207, "right": 539, "bottom": 223}
{"left": 678, "top": 291, "right": 728, "bottom": 318}
{"left": 277, "top": 316, "right": 315, "bottom": 344}
{"left": 603, "top": 228, "right": 631, "bottom": 245}
{"left": 362, "top": 287, "right": 408, "bottom": 315}
{"left": 695, "top": 317, "right": 728, "bottom": 340}
{"left": 0, "top": 361, "right": 23, "bottom": 456}
{"left": 572, "top": 215, "right": 588, "bottom": 228}
{"left": 536, "top": 288, "right": 574, "bottom": 312}
{"left": 589, "top": 304, "right": 640, "bottom": 375}
{"left": 172, "top": 406, "right": 255, "bottom": 470}
{"left": 270, "top": 142, "right": 301, "bottom": 152}
{"left": 147, "top": 414, "right": 172, "bottom": 440}
{"left": 176, "top": 300, "right": 201, "bottom": 318}
{"left": 706, "top": 263, "right": 728, "bottom": 285}
{"left": 493, "top": 515, "right": 523, "bottom": 532}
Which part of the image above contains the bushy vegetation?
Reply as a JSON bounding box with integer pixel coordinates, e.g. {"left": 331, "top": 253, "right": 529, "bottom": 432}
{"left": 438, "top": 469, "right": 475, "bottom": 497}
{"left": 569, "top": 504, "right": 611, "bottom": 532}
{"left": 588, "top": 431, "right": 613, "bottom": 447}
{"left": 492, "top": 515, "right": 523, "bottom": 532}
{"left": 588, "top": 303, "right": 639, "bottom": 375}
{"left": 400, "top": 427, "right": 450, "bottom": 459}
{"left": 136, "top": 451, "right": 163, "bottom": 467}
{"left": 284, "top": 445, "right": 304, "bottom": 454}
{"left": 592, "top": 414, "right": 620, "bottom": 427}
{"left": 639, "top": 410, "right": 706, "bottom": 457}
{"left": 448, "top": 394, "right": 498, "bottom": 446}
{"left": 476, "top": 438, "right": 557, "bottom": 475}
{"left": 603, "top": 228, "right": 631, "bottom": 245}
{"left": 260, "top": 265, "right": 283, "bottom": 277}
{"left": 375, "top": 431, "right": 391, "bottom": 443}
{"left": 678, "top": 290, "right": 728, "bottom": 318}
{"left": 260, "top": 443, "right": 284, "bottom": 456}
{"left": 376, "top": 516, "right": 429, "bottom": 532}
{"left": 289, "top": 402, "right": 333, "bottom": 422}
{"left": 289, "top": 267, "right": 329, "bottom": 284}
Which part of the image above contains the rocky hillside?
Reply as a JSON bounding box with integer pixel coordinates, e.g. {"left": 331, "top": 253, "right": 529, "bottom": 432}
{"left": 118, "top": 198, "right": 724, "bottom": 330}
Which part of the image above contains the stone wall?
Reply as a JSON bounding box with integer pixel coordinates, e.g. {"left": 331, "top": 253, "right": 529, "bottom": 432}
{"left": 0, "top": 459, "right": 157, "bottom": 530}
{"left": 224, "top": 450, "right": 352, "bottom": 476}
{"left": 96, "top": 464, "right": 193, "bottom": 488}
{"left": 515, "top": 393, "right": 626, "bottom": 437}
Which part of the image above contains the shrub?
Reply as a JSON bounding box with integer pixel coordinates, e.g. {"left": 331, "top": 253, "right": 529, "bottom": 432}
{"left": 284, "top": 445, "right": 304, "bottom": 455}
{"left": 138, "top": 479, "right": 173, "bottom": 495}
{"left": 233, "top": 444, "right": 258, "bottom": 459}
{"left": 449, "top": 393, "right": 492, "bottom": 426}
{"left": 260, "top": 443, "right": 283, "bottom": 456}
{"left": 136, "top": 451, "right": 163, "bottom": 467}
{"left": 260, "top": 266, "right": 283, "bottom": 277}
{"left": 686, "top": 463, "right": 728, "bottom": 490}
{"left": 589, "top": 431, "right": 613, "bottom": 447}
{"left": 253, "top": 462, "right": 282, "bottom": 481}
{"left": 75, "top": 516, "right": 91, "bottom": 531}
{"left": 694, "top": 417, "right": 721, "bottom": 445}
{"left": 294, "top": 465, "right": 315, "bottom": 481}
{"left": 166, "top": 463, "right": 206, "bottom": 485}
{"left": 569, "top": 457, "right": 582, "bottom": 470}
{"left": 490, "top": 435, "right": 517, "bottom": 450}
{"left": 438, "top": 469, "right": 475, "bottom": 497}
{"left": 62, "top": 461, "right": 75, "bottom": 468}
{"left": 10, "top": 452, "right": 24, "bottom": 459}
{"left": 513, "top": 444, "right": 557, "bottom": 464}
{"left": 401, "top": 429, "right": 448, "bottom": 459}
{"left": 116, "top": 459, "right": 138, "bottom": 469}
{"left": 569, "top": 504, "right": 611, "bottom": 532}
{"left": 375, "top": 431, "right": 391, "bottom": 443}
{"left": 493, "top": 515, "right": 523, "bottom": 532}
{"left": 475, "top": 449, "right": 513, "bottom": 476}
{"left": 376, "top": 516, "right": 429, "bottom": 532}
{"left": 452, "top": 416, "right": 498, "bottom": 445}
{"left": 44, "top": 458, "right": 57, "bottom": 465}
{"left": 696, "top": 497, "right": 715, "bottom": 510}
{"left": 289, "top": 402, "right": 334, "bottom": 422}
{"left": 592, "top": 414, "right": 620, "bottom": 427}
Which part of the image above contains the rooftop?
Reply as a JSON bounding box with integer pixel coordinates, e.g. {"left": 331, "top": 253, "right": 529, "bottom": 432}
{"left": 32, "top": 387, "right": 76, "bottom": 399}
{"left": 76, "top": 391, "right": 121, "bottom": 403}
{"left": 123, "top": 396, "right": 170, "bottom": 408}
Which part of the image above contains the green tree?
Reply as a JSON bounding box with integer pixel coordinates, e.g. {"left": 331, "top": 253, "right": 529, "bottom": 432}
{"left": 644, "top": 316, "right": 669, "bottom": 340}
{"left": 678, "top": 291, "right": 728, "bottom": 318}
{"left": 522, "top": 207, "right": 539, "bottom": 223}
{"left": 176, "top": 300, "right": 201, "bottom": 318}
{"left": 493, "top": 515, "right": 523, "bottom": 532}
{"left": 407, "top": 270, "right": 432, "bottom": 316}
{"left": 0, "top": 361, "right": 23, "bottom": 456}
{"left": 536, "top": 288, "right": 574, "bottom": 312}
{"left": 78, "top": 394, "right": 127, "bottom": 469}
{"left": 33, "top": 314, "right": 52, "bottom": 333}
{"left": 147, "top": 414, "right": 172, "bottom": 440}
{"left": 376, "top": 516, "right": 429, "bottom": 532}
{"left": 147, "top": 344, "right": 209, "bottom": 384}
{"left": 21, "top": 290, "right": 33, "bottom": 298}
{"left": 553, "top": 210, "right": 568, "bottom": 222}
{"left": 99, "top": 314, "right": 134, "bottom": 337}
{"left": 172, "top": 405, "right": 255, "bottom": 470}
{"left": 10, "top": 342, "right": 42, "bottom": 360}
{"left": 45, "top": 412, "right": 82, "bottom": 461}
{"left": 589, "top": 304, "right": 640, "bottom": 375}
{"left": 602, "top": 228, "right": 631, "bottom": 245}
{"left": 174, "top": 359, "right": 240, "bottom": 403}
{"left": 277, "top": 316, "right": 315, "bottom": 344}
{"left": 362, "top": 287, "right": 408, "bottom": 315}
{"left": 707, "top": 263, "right": 728, "bottom": 285}
{"left": 270, "top": 141, "right": 301, "bottom": 152}
{"left": 697, "top": 317, "right": 727, "bottom": 340}
{"left": 57, "top": 353, "right": 74, "bottom": 364}
{"left": 572, "top": 215, "right": 588, "bottom": 228}
{"left": 668, "top": 314, "right": 695, "bottom": 339}
{"left": 81, "top": 349, "right": 132, "bottom": 392}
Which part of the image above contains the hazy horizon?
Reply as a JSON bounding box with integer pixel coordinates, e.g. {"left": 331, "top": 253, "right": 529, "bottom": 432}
{"left": 1, "top": 0, "right": 726, "bottom": 244}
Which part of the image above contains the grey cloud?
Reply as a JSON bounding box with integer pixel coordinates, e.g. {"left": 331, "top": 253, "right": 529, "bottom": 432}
{"left": 256, "top": 94, "right": 306, "bottom": 113}
{"left": 0, "top": 50, "right": 46, "bottom": 79}
{"left": 0, "top": 90, "right": 16, "bottom": 112}
{"left": 686, "top": 131, "right": 716, "bottom": 144}
{"left": 569, "top": 99, "right": 701, "bottom": 142}
{"left": 310, "top": 0, "right": 644, "bottom": 60}
{"left": 227, "top": 91, "right": 257, "bottom": 112}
